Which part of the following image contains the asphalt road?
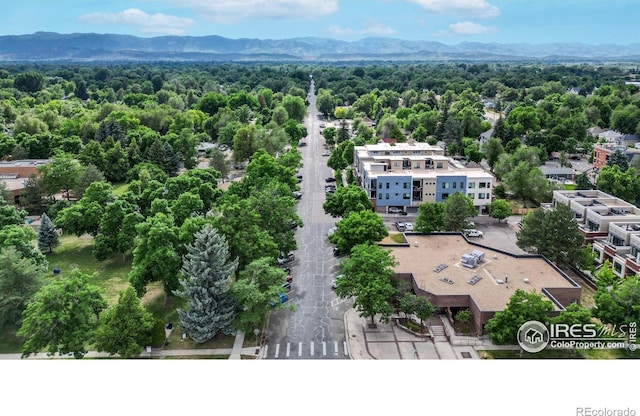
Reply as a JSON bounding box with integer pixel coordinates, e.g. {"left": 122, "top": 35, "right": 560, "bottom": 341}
{"left": 262, "top": 78, "right": 351, "bottom": 359}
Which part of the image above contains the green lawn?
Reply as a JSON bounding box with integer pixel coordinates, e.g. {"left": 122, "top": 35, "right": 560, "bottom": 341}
{"left": 46, "top": 235, "right": 132, "bottom": 304}
{"left": 1, "top": 234, "right": 236, "bottom": 355}
{"left": 112, "top": 182, "right": 129, "bottom": 195}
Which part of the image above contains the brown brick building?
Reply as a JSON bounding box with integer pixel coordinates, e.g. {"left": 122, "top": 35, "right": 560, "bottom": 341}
{"left": 387, "top": 234, "right": 582, "bottom": 336}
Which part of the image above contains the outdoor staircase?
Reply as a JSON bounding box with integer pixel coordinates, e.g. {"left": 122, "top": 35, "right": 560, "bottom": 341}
{"left": 431, "top": 325, "right": 448, "bottom": 342}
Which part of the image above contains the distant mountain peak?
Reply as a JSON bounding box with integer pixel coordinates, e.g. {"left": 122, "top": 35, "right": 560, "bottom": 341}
{"left": 0, "top": 32, "right": 638, "bottom": 62}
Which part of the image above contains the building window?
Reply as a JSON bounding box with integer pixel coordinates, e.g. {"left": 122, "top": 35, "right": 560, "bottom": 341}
{"left": 442, "top": 183, "right": 450, "bottom": 189}
{"left": 403, "top": 183, "right": 409, "bottom": 189}
{"left": 394, "top": 161, "right": 400, "bottom": 168}
{"left": 414, "top": 161, "right": 421, "bottom": 168}
{"left": 479, "top": 182, "right": 487, "bottom": 188}
{"left": 386, "top": 183, "right": 390, "bottom": 189}
{"left": 614, "top": 262, "right": 623, "bottom": 274}
{"left": 385, "top": 193, "right": 389, "bottom": 200}
{"left": 479, "top": 193, "right": 486, "bottom": 199}
{"left": 403, "top": 193, "right": 410, "bottom": 200}
{"left": 453, "top": 182, "right": 457, "bottom": 189}
{"left": 460, "top": 182, "right": 464, "bottom": 189}
{"left": 378, "top": 193, "right": 382, "bottom": 199}
{"left": 378, "top": 183, "right": 382, "bottom": 189}
{"left": 468, "top": 182, "right": 476, "bottom": 189}
{"left": 436, "top": 162, "right": 443, "bottom": 169}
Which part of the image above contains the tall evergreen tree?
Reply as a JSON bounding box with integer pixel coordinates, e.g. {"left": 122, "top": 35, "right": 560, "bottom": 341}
{"left": 37, "top": 213, "right": 59, "bottom": 254}
{"left": 174, "top": 224, "right": 239, "bottom": 342}
{"left": 164, "top": 141, "right": 180, "bottom": 176}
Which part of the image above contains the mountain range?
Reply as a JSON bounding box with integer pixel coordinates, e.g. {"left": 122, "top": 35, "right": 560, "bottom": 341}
{"left": 0, "top": 32, "right": 638, "bottom": 62}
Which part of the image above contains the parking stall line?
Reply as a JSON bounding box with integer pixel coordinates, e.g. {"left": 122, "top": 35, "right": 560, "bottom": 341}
{"left": 274, "top": 344, "right": 280, "bottom": 358}
{"left": 286, "top": 343, "right": 290, "bottom": 358}
{"left": 343, "top": 341, "right": 348, "bottom": 356}
{"left": 263, "top": 345, "right": 268, "bottom": 358}
{"left": 334, "top": 341, "right": 339, "bottom": 355}
{"left": 298, "top": 342, "right": 302, "bottom": 357}
{"left": 310, "top": 342, "right": 314, "bottom": 356}
{"left": 322, "top": 342, "right": 326, "bottom": 356}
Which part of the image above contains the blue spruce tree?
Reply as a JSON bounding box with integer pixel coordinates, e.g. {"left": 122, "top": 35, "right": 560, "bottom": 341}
{"left": 174, "top": 224, "right": 238, "bottom": 343}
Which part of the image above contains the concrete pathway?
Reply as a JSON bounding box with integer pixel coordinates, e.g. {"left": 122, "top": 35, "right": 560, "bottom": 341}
{"left": 0, "top": 331, "right": 258, "bottom": 360}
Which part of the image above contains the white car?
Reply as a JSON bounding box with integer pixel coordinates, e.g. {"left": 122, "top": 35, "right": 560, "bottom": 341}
{"left": 464, "top": 229, "right": 483, "bottom": 238}
{"left": 404, "top": 222, "right": 414, "bottom": 231}
{"left": 327, "top": 227, "right": 337, "bottom": 237}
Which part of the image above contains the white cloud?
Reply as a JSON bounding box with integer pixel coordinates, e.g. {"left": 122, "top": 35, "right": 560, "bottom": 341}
{"left": 150, "top": 0, "right": 339, "bottom": 23}
{"left": 327, "top": 20, "right": 397, "bottom": 37}
{"left": 79, "top": 8, "right": 195, "bottom": 35}
{"left": 447, "top": 21, "right": 497, "bottom": 35}
{"left": 433, "top": 20, "right": 497, "bottom": 37}
{"left": 409, "top": 0, "right": 500, "bottom": 18}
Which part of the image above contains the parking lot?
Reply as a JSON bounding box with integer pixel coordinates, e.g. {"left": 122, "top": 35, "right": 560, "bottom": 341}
{"left": 383, "top": 214, "right": 527, "bottom": 255}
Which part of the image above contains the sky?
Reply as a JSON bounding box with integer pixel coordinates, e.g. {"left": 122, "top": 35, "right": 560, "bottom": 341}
{"left": 0, "top": 0, "right": 638, "bottom": 45}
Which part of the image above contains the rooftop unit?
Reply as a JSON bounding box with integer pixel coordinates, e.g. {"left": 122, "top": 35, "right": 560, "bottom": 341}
{"left": 460, "top": 250, "right": 485, "bottom": 269}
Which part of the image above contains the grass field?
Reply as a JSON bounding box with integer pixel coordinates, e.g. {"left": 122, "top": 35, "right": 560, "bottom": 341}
{"left": 0, "top": 234, "right": 236, "bottom": 355}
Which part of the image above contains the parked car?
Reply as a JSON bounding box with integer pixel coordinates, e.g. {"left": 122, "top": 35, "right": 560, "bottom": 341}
{"left": 285, "top": 274, "right": 293, "bottom": 283}
{"left": 277, "top": 253, "right": 295, "bottom": 265}
{"left": 293, "top": 191, "right": 302, "bottom": 199}
{"left": 394, "top": 221, "right": 406, "bottom": 231}
{"left": 325, "top": 187, "right": 336, "bottom": 194}
{"left": 325, "top": 177, "right": 336, "bottom": 182}
{"left": 298, "top": 141, "right": 307, "bottom": 147}
{"left": 404, "top": 222, "right": 414, "bottom": 231}
{"left": 322, "top": 151, "right": 331, "bottom": 156}
{"left": 388, "top": 207, "right": 407, "bottom": 215}
{"left": 281, "top": 281, "right": 292, "bottom": 292}
{"left": 333, "top": 247, "right": 340, "bottom": 256}
{"left": 218, "top": 144, "right": 229, "bottom": 151}
{"left": 327, "top": 227, "right": 337, "bottom": 237}
{"left": 464, "top": 229, "right": 484, "bottom": 238}
{"left": 330, "top": 279, "right": 337, "bottom": 290}
{"left": 269, "top": 292, "right": 289, "bottom": 307}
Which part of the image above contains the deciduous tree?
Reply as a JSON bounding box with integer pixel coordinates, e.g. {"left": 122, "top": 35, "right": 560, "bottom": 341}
{"left": 485, "top": 289, "right": 554, "bottom": 345}
{"left": 0, "top": 247, "right": 45, "bottom": 332}
{"left": 335, "top": 244, "right": 397, "bottom": 326}
{"left": 18, "top": 269, "right": 107, "bottom": 359}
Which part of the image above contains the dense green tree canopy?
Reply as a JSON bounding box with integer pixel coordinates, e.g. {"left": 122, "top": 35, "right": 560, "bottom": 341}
{"left": 18, "top": 269, "right": 107, "bottom": 359}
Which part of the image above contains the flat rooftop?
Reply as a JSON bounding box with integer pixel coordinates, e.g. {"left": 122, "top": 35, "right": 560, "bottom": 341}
{"left": 388, "top": 234, "right": 578, "bottom": 312}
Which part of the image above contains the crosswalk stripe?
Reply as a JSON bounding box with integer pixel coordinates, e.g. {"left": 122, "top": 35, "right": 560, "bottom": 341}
{"left": 274, "top": 343, "right": 280, "bottom": 358}
{"left": 344, "top": 341, "right": 348, "bottom": 356}
{"left": 322, "top": 341, "right": 326, "bottom": 356}
{"left": 264, "top": 344, "right": 268, "bottom": 358}
{"left": 298, "top": 342, "right": 302, "bottom": 356}
{"left": 286, "top": 343, "right": 290, "bottom": 357}
{"left": 334, "top": 341, "right": 339, "bottom": 355}
{"left": 310, "top": 341, "right": 314, "bottom": 356}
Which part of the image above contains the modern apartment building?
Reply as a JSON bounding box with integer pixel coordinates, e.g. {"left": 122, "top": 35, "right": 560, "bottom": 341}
{"left": 354, "top": 141, "right": 495, "bottom": 214}
{"left": 552, "top": 189, "right": 640, "bottom": 277}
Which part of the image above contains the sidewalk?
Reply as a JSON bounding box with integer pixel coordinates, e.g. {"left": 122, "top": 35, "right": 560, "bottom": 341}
{"left": 343, "top": 308, "right": 513, "bottom": 360}
{"left": 0, "top": 330, "right": 259, "bottom": 360}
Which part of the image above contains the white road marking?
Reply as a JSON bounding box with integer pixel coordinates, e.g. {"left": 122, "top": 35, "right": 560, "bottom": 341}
{"left": 334, "top": 341, "right": 339, "bottom": 355}
{"left": 274, "top": 344, "right": 280, "bottom": 358}
{"left": 322, "top": 342, "right": 326, "bottom": 356}
{"left": 310, "top": 342, "right": 314, "bottom": 356}
{"left": 286, "top": 343, "right": 290, "bottom": 358}
{"left": 298, "top": 342, "right": 302, "bottom": 356}
{"left": 344, "top": 341, "right": 349, "bottom": 356}
{"left": 263, "top": 345, "right": 268, "bottom": 358}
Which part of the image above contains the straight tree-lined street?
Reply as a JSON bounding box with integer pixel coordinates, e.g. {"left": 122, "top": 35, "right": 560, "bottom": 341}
{"left": 262, "top": 79, "right": 351, "bottom": 359}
